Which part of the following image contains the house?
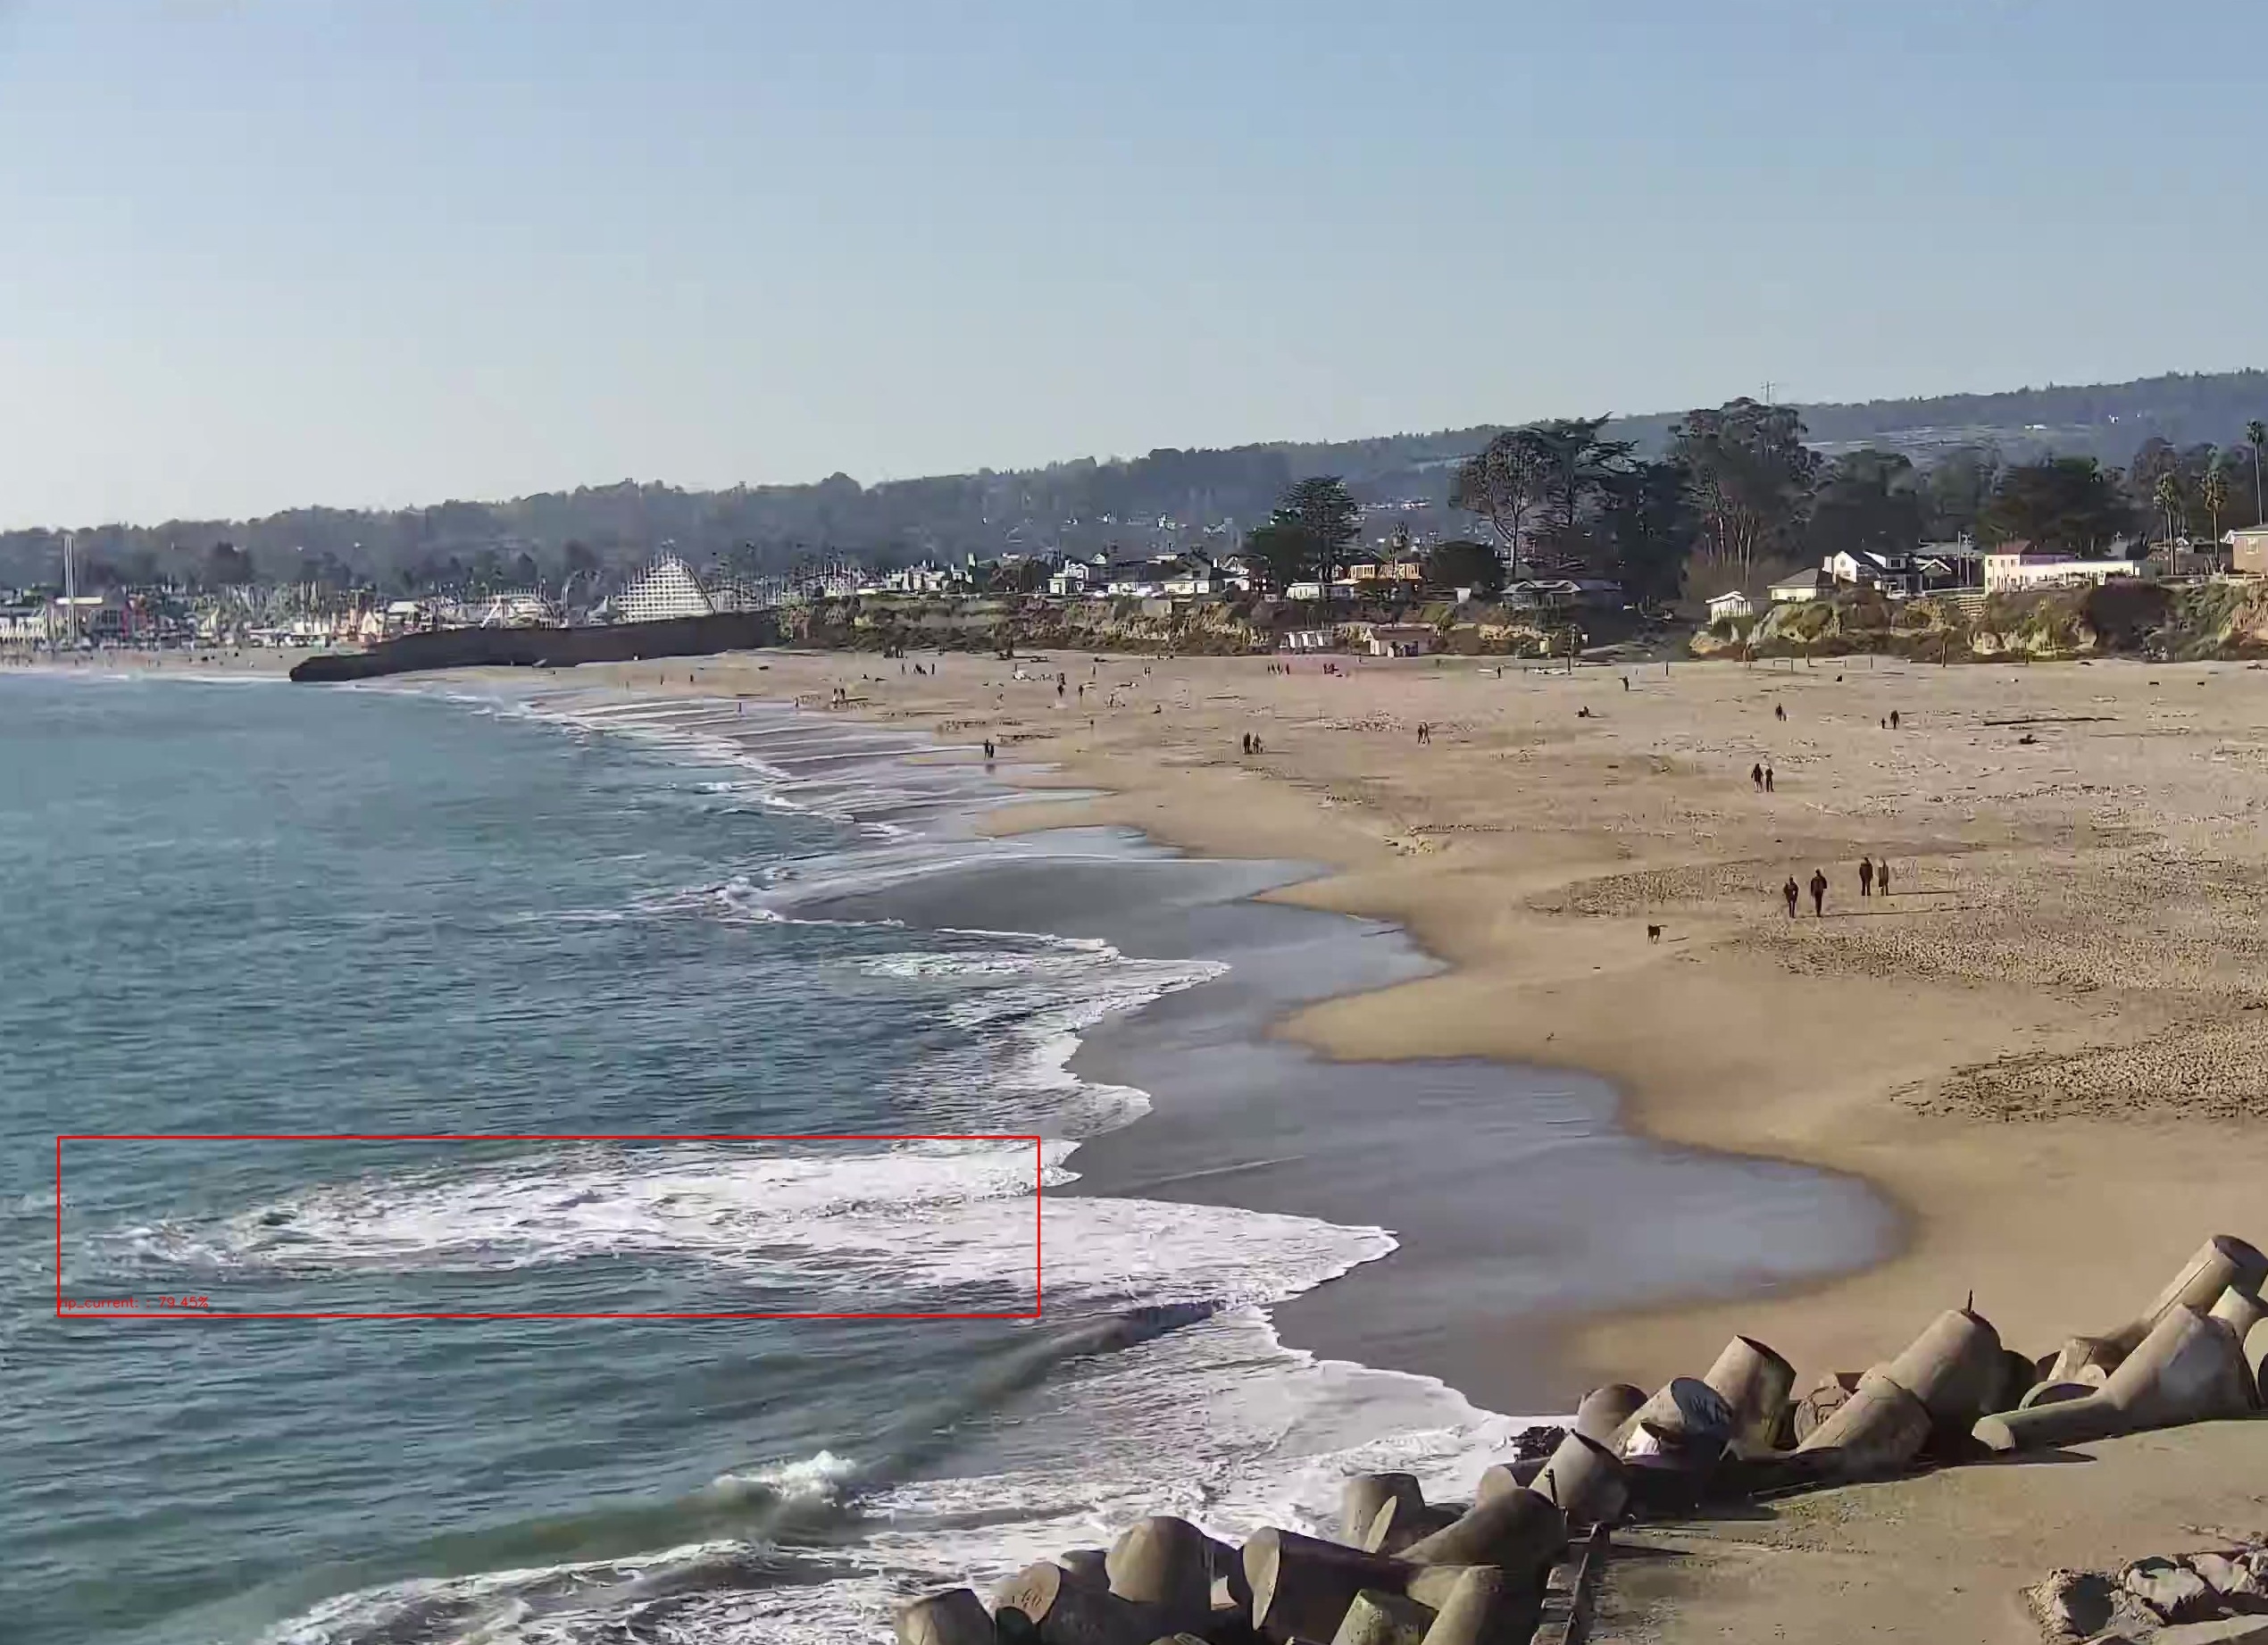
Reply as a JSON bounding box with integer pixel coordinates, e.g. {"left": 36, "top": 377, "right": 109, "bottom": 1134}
{"left": 1347, "top": 556, "right": 1424, "bottom": 589}
{"left": 1364, "top": 622, "right": 1437, "bottom": 657}
{"left": 1103, "top": 561, "right": 1164, "bottom": 597}
{"left": 2233, "top": 528, "right": 2268, "bottom": 577}
{"left": 1825, "top": 548, "right": 1919, "bottom": 597}
{"left": 1768, "top": 571, "right": 1826, "bottom": 605}
{"left": 1914, "top": 541, "right": 1983, "bottom": 590}
{"left": 1047, "top": 558, "right": 1104, "bottom": 598}
{"left": 880, "top": 562, "right": 956, "bottom": 595}
{"left": 1279, "top": 628, "right": 1338, "bottom": 652}
{"left": 1705, "top": 590, "right": 1754, "bottom": 623}
{"left": 1983, "top": 551, "right": 2142, "bottom": 592}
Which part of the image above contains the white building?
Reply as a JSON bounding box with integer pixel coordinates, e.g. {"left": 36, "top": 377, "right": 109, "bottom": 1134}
{"left": 1768, "top": 571, "right": 1825, "bottom": 605}
{"left": 1705, "top": 590, "right": 1754, "bottom": 622}
{"left": 614, "top": 555, "right": 714, "bottom": 623}
{"left": 1982, "top": 552, "right": 2142, "bottom": 593}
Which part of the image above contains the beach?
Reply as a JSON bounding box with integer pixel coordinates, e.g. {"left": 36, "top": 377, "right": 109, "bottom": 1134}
{"left": 554, "top": 646, "right": 2268, "bottom": 1411}
{"left": 52, "top": 642, "right": 2268, "bottom": 1641}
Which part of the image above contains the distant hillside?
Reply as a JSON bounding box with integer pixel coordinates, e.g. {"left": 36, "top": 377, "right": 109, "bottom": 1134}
{"left": 7, "top": 368, "right": 2265, "bottom": 591}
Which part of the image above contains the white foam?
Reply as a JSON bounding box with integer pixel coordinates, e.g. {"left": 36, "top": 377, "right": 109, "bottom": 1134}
{"left": 232, "top": 680, "right": 1529, "bottom": 1645}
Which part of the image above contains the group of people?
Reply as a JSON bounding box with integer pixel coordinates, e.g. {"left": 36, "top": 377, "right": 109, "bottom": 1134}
{"left": 1749, "top": 762, "right": 1776, "bottom": 792}
{"left": 1780, "top": 855, "right": 1894, "bottom": 917}
{"left": 1415, "top": 721, "right": 1435, "bottom": 744}
{"left": 1239, "top": 731, "right": 1267, "bottom": 755}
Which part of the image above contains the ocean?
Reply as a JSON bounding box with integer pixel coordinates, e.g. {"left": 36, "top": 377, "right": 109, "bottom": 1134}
{"left": 6, "top": 669, "right": 1893, "bottom": 1645}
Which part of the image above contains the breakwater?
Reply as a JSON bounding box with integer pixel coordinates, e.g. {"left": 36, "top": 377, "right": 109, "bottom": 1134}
{"left": 288, "top": 610, "right": 781, "bottom": 682}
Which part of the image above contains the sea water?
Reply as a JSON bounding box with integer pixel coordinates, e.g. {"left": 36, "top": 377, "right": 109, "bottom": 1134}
{"left": 4, "top": 673, "right": 1530, "bottom": 1645}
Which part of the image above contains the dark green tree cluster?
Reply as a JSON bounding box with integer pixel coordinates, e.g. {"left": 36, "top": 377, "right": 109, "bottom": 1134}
{"left": 1449, "top": 415, "right": 1697, "bottom": 603}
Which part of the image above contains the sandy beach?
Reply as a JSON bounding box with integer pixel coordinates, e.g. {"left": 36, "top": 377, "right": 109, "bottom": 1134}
{"left": 558, "top": 648, "right": 2266, "bottom": 1385}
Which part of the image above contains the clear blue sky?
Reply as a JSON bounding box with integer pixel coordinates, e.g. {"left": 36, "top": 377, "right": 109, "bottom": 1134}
{"left": 3, "top": 1, "right": 2262, "bottom": 527}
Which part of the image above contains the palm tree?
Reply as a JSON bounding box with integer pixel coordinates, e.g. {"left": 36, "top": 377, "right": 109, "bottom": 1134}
{"left": 2154, "top": 472, "right": 2185, "bottom": 546}
{"left": 2201, "top": 463, "right": 2230, "bottom": 546}
{"left": 2248, "top": 421, "right": 2267, "bottom": 526}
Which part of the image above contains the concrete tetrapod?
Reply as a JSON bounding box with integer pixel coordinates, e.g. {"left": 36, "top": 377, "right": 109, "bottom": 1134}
{"left": 1526, "top": 1429, "right": 1630, "bottom": 1526}
{"left": 994, "top": 1560, "right": 1154, "bottom": 1645}
{"left": 1330, "top": 1589, "right": 1435, "bottom": 1645}
{"left": 1243, "top": 1529, "right": 1417, "bottom": 1644}
{"left": 896, "top": 1588, "right": 998, "bottom": 1645}
{"left": 1701, "top": 1335, "right": 1797, "bottom": 1451}
{"left": 1618, "top": 1376, "right": 1736, "bottom": 1510}
{"left": 1789, "top": 1371, "right": 1862, "bottom": 1444}
{"left": 2108, "top": 1235, "right": 2268, "bottom": 1354}
{"left": 1398, "top": 1487, "right": 1568, "bottom": 1588}
{"left": 1105, "top": 1517, "right": 1212, "bottom": 1632}
{"left": 1973, "top": 1303, "right": 2254, "bottom": 1453}
{"left": 1361, "top": 1498, "right": 1458, "bottom": 1557}
{"left": 1572, "top": 1382, "right": 1647, "bottom": 1445}
{"left": 1793, "top": 1367, "right": 1935, "bottom": 1478}
{"left": 1339, "top": 1474, "right": 1426, "bottom": 1548}
{"left": 1883, "top": 1307, "right": 2005, "bottom": 1443}
{"left": 1417, "top": 1566, "right": 1523, "bottom": 1645}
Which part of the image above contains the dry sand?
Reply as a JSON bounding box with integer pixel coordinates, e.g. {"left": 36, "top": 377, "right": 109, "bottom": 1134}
{"left": 547, "top": 644, "right": 2268, "bottom": 1640}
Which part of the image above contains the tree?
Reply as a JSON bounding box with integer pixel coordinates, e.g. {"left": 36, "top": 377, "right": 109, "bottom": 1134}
{"left": 1422, "top": 538, "right": 1505, "bottom": 598}
{"left": 205, "top": 540, "right": 255, "bottom": 586}
{"left": 1272, "top": 477, "right": 1361, "bottom": 604}
{"left": 1976, "top": 457, "right": 2134, "bottom": 555}
{"left": 2154, "top": 472, "right": 2184, "bottom": 544}
{"left": 1809, "top": 449, "right": 1925, "bottom": 563}
{"left": 1922, "top": 446, "right": 2002, "bottom": 540}
{"left": 2248, "top": 421, "right": 2266, "bottom": 527}
{"left": 1242, "top": 521, "right": 1313, "bottom": 597}
{"left": 1598, "top": 458, "right": 1698, "bottom": 608}
{"left": 2200, "top": 463, "right": 2230, "bottom": 545}
{"left": 1449, "top": 418, "right": 1634, "bottom": 580}
{"left": 1668, "top": 398, "right": 1821, "bottom": 580}
{"left": 1450, "top": 430, "right": 1549, "bottom": 578}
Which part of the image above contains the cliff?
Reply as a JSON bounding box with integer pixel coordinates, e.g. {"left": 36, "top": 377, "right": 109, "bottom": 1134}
{"left": 1690, "top": 580, "right": 2268, "bottom": 664}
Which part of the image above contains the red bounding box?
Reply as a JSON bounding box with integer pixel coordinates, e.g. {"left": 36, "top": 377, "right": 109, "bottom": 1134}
{"left": 54, "top": 1133, "right": 1045, "bottom": 1320}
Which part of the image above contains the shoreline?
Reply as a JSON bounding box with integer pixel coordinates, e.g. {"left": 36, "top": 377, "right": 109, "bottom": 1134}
{"left": 62, "top": 647, "right": 2268, "bottom": 1406}
{"left": 556, "top": 646, "right": 2268, "bottom": 1405}
{"left": 430, "top": 651, "right": 1911, "bottom": 1408}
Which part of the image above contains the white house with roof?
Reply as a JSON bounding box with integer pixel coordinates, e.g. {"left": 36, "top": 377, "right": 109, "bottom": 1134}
{"left": 1705, "top": 590, "right": 1754, "bottom": 623}
{"left": 1768, "top": 570, "right": 1826, "bottom": 605}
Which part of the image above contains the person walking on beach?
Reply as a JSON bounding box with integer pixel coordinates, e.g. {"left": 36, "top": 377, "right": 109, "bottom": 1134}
{"left": 1782, "top": 876, "right": 1799, "bottom": 918}
{"left": 1240, "top": 732, "right": 1252, "bottom": 756}
{"left": 982, "top": 739, "right": 996, "bottom": 762}
{"left": 1765, "top": 765, "right": 1775, "bottom": 792}
{"left": 1809, "top": 868, "right": 1828, "bottom": 916}
{"left": 1775, "top": 703, "right": 1786, "bottom": 722}
{"left": 1860, "top": 856, "right": 1874, "bottom": 898}
{"left": 1876, "top": 858, "right": 1891, "bottom": 897}
{"left": 1890, "top": 710, "right": 1901, "bottom": 729}
{"left": 1751, "top": 762, "right": 1764, "bottom": 790}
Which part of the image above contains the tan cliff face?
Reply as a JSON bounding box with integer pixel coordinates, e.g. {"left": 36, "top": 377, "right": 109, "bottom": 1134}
{"left": 1696, "top": 580, "right": 2268, "bottom": 663}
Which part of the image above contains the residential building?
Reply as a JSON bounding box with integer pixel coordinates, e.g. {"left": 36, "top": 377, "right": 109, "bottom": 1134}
{"left": 1705, "top": 590, "right": 1754, "bottom": 623}
{"left": 1364, "top": 622, "right": 1437, "bottom": 657}
{"left": 1768, "top": 571, "right": 1826, "bottom": 605}
{"left": 1824, "top": 548, "right": 1919, "bottom": 596}
{"left": 2234, "top": 528, "right": 2268, "bottom": 576}
{"left": 1983, "top": 551, "right": 2142, "bottom": 592}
